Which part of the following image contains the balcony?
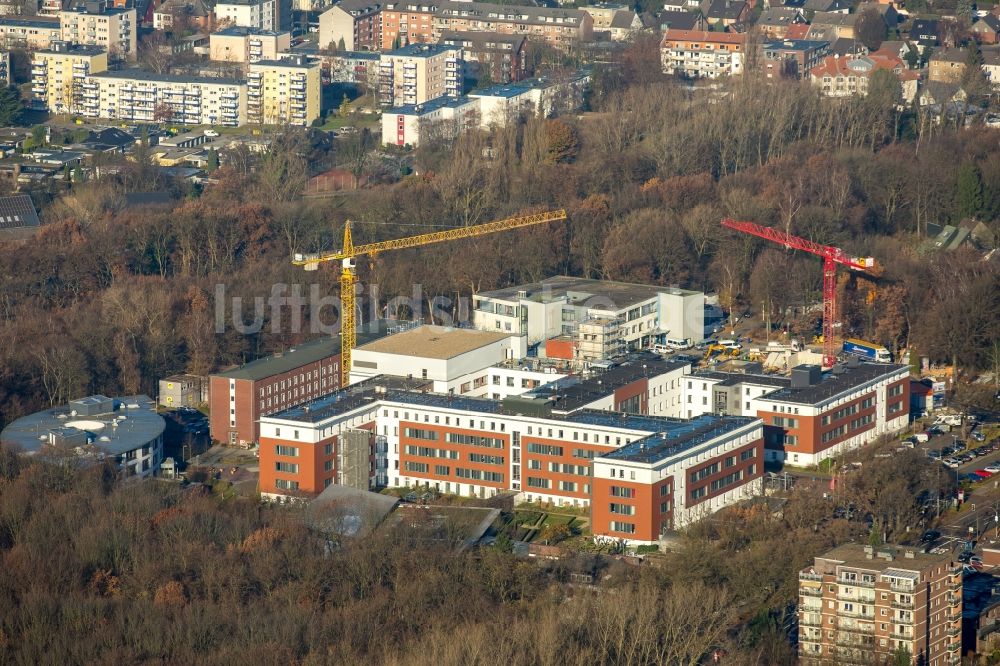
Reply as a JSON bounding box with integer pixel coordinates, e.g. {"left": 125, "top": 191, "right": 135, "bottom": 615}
{"left": 838, "top": 578, "right": 875, "bottom": 589}
{"left": 946, "top": 642, "right": 960, "bottom": 653}
{"left": 839, "top": 609, "right": 875, "bottom": 620}
{"left": 889, "top": 632, "right": 913, "bottom": 641}
{"left": 888, "top": 583, "right": 915, "bottom": 594}
{"left": 799, "top": 616, "right": 822, "bottom": 627}
{"left": 890, "top": 600, "right": 914, "bottom": 609}
{"left": 946, "top": 626, "right": 960, "bottom": 638}
{"left": 800, "top": 587, "right": 823, "bottom": 597}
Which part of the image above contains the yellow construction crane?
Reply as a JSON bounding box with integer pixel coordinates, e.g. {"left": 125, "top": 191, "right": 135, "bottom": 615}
{"left": 293, "top": 209, "right": 568, "bottom": 387}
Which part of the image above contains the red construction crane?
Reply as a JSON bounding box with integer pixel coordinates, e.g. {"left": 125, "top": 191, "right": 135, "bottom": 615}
{"left": 720, "top": 219, "right": 879, "bottom": 369}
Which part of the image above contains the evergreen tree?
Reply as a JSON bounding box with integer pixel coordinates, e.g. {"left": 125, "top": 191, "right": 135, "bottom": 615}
{"left": 0, "top": 86, "right": 22, "bottom": 126}
{"left": 903, "top": 47, "right": 919, "bottom": 70}
{"left": 956, "top": 162, "right": 984, "bottom": 219}
{"left": 206, "top": 148, "right": 219, "bottom": 171}
{"left": 339, "top": 93, "right": 350, "bottom": 117}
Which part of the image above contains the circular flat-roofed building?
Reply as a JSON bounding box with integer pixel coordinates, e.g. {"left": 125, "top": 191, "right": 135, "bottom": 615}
{"left": 1, "top": 394, "right": 165, "bottom": 478}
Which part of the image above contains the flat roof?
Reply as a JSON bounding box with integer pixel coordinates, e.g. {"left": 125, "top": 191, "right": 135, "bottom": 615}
{"left": 215, "top": 321, "right": 393, "bottom": 382}
{"left": 763, "top": 39, "right": 830, "bottom": 50}
{"left": 213, "top": 25, "right": 288, "bottom": 37}
{"left": 252, "top": 56, "right": 320, "bottom": 68}
{"left": 523, "top": 357, "right": 690, "bottom": 412}
{"left": 0, "top": 394, "right": 164, "bottom": 456}
{"left": 37, "top": 43, "right": 106, "bottom": 55}
{"left": 387, "top": 95, "right": 476, "bottom": 116}
{"left": 356, "top": 325, "right": 511, "bottom": 360}
{"left": 812, "top": 543, "right": 955, "bottom": 571}
{"left": 386, "top": 43, "right": 459, "bottom": 58}
{"left": 267, "top": 373, "right": 694, "bottom": 430}
{"left": 270, "top": 376, "right": 433, "bottom": 423}
{"left": 477, "top": 275, "right": 701, "bottom": 309}
{"left": 762, "top": 362, "right": 908, "bottom": 406}
{"left": 0, "top": 17, "right": 60, "bottom": 27}
{"left": 693, "top": 370, "right": 791, "bottom": 389}
{"left": 598, "top": 414, "right": 756, "bottom": 464}
{"left": 90, "top": 70, "right": 243, "bottom": 85}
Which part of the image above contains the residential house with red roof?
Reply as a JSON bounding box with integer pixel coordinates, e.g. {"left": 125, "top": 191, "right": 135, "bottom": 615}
{"left": 809, "top": 50, "right": 920, "bottom": 102}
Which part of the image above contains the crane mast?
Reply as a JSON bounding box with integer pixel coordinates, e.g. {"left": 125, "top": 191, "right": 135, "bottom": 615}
{"left": 294, "top": 209, "right": 568, "bottom": 387}
{"left": 720, "top": 219, "right": 878, "bottom": 369}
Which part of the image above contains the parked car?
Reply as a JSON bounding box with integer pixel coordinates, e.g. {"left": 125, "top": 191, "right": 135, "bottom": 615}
{"left": 927, "top": 450, "right": 942, "bottom": 459}
{"left": 204, "top": 129, "right": 220, "bottom": 137}
{"left": 973, "top": 432, "right": 987, "bottom": 442}
{"left": 944, "top": 459, "right": 961, "bottom": 469}
{"left": 975, "top": 469, "right": 994, "bottom": 478}
{"left": 921, "top": 530, "right": 941, "bottom": 543}
{"left": 986, "top": 465, "right": 1000, "bottom": 474}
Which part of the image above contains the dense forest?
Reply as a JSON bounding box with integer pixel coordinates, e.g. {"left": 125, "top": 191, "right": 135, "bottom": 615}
{"left": 0, "top": 437, "right": 945, "bottom": 664}
{"left": 0, "top": 41, "right": 999, "bottom": 430}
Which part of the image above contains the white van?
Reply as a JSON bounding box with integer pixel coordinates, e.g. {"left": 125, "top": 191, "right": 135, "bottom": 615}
{"left": 718, "top": 339, "right": 741, "bottom": 350}
{"left": 652, "top": 343, "right": 671, "bottom": 354}
{"left": 666, "top": 337, "right": 692, "bottom": 351}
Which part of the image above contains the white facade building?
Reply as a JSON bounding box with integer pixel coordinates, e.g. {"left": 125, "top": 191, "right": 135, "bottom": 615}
{"left": 349, "top": 325, "right": 526, "bottom": 392}
{"left": 472, "top": 276, "right": 705, "bottom": 356}
{"left": 215, "top": 0, "right": 276, "bottom": 31}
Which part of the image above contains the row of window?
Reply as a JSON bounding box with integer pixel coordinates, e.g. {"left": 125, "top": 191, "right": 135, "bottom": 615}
{"left": 455, "top": 468, "right": 503, "bottom": 482}
{"left": 404, "top": 427, "right": 438, "bottom": 440}
{"left": 526, "top": 443, "right": 563, "bottom": 456}
{"left": 772, "top": 416, "right": 798, "bottom": 428}
{"left": 690, "top": 462, "right": 719, "bottom": 483}
{"left": 709, "top": 468, "right": 745, "bottom": 492}
{"left": 404, "top": 445, "right": 458, "bottom": 459}
{"left": 446, "top": 433, "right": 504, "bottom": 449}
{"left": 468, "top": 453, "right": 505, "bottom": 465}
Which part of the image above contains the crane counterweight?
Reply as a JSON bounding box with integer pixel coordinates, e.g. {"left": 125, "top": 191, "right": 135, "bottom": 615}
{"left": 720, "top": 218, "right": 880, "bottom": 369}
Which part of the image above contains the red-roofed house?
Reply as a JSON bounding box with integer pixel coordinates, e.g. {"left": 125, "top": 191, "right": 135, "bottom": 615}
{"left": 660, "top": 29, "right": 747, "bottom": 78}
{"left": 809, "top": 51, "right": 919, "bottom": 102}
{"left": 786, "top": 23, "right": 810, "bottom": 40}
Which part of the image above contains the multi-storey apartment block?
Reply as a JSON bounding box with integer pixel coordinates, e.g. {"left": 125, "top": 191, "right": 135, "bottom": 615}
{"left": 60, "top": 0, "right": 136, "bottom": 62}
{"left": 80, "top": 70, "right": 246, "bottom": 126}
{"left": 209, "top": 25, "right": 290, "bottom": 63}
{"left": 380, "top": 0, "right": 437, "bottom": 49}
{"left": 439, "top": 30, "right": 527, "bottom": 83}
{"left": 246, "top": 55, "right": 321, "bottom": 126}
{"left": 0, "top": 16, "right": 61, "bottom": 49}
{"left": 761, "top": 38, "right": 830, "bottom": 79}
{"left": 432, "top": 0, "right": 593, "bottom": 49}
{"left": 327, "top": 49, "right": 380, "bottom": 85}
{"left": 30, "top": 41, "right": 108, "bottom": 114}
{"left": 214, "top": 0, "right": 277, "bottom": 31}
{"left": 377, "top": 42, "right": 461, "bottom": 107}
{"left": 660, "top": 28, "right": 746, "bottom": 78}
{"left": 318, "top": 0, "right": 381, "bottom": 51}
{"left": 799, "top": 544, "right": 962, "bottom": 666}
